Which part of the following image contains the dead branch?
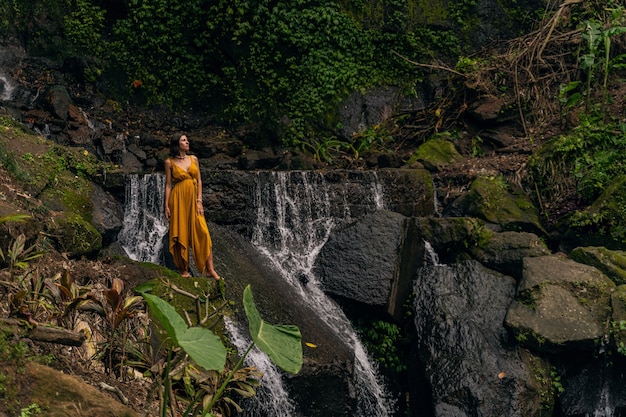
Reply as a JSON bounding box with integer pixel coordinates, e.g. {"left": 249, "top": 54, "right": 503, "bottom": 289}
{"left": 1, "top": 318, "right": 86, "bottom": 346}
{"left": 391, "top": 50, "right": 467, "bottom": 78}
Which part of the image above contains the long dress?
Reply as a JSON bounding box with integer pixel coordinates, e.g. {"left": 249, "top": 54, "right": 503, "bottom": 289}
{"left": 167, "top": 158, "right": 212, "bottom": 275}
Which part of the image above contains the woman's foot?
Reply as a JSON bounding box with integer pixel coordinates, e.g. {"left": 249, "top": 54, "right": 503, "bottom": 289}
{"left": 181, "top": 271, "right": 191, "bottom": 277}
{"left": 208, "top": 270, "right": 221, "bottom": 280}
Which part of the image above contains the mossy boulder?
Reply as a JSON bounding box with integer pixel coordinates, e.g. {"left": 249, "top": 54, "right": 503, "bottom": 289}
{"left": 450, "top": 174, "right": 545, "bottom": 235}
{"left": 412, "top": 216, "right": 488, "bottom": 262}
{"left": 570, "top": 246, "right": 626, "bottom": 286}
{"left": 611, "top": 285, "right": 626, "bottom": 355}
{"left": 409, "top": 138, "right": 463, "bottom": 171}
{"left": 49, "top": 212, "right": 102, "bottom": 257}
{"left": 471, "top": 231, "right": 550, "bottom": 281}
{"left": 505, "top": 254, "right": 615, "bottom": 353}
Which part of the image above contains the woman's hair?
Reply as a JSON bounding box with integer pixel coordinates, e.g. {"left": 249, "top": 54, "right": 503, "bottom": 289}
{"left": 169, "top": 132, "right": 184, "bottom": 157}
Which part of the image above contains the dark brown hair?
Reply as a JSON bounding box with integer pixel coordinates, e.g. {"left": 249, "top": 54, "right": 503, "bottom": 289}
{"left": 169, "top": 132, "right": 185, "bottom": 157}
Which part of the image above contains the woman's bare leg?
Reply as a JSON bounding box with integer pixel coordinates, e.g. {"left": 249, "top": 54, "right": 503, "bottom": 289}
{"left": 205, "top": 251, "right": 221, "bottom": 280}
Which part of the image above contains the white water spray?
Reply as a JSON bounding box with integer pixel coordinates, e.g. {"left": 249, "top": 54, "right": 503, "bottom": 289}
{"left": 118, "top": 174, "right": 168, "bottom": 263}
{"left": 0, "top": 73, "right": 15, "bottom": 101}
{"left": 251, "top": 171, "right": 395, "bottom": 417}
{"left": 224, "top": 318, "right": 295, "bottom": 417}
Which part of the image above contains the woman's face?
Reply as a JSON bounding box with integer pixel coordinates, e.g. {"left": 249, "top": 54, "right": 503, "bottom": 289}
{"left": 179, "top": 135, "right": 190, "bottom": 152}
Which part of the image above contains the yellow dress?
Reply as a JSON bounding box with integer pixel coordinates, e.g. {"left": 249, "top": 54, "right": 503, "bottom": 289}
{"left": 168, "top": 158, "right": 212, "bottom": 275}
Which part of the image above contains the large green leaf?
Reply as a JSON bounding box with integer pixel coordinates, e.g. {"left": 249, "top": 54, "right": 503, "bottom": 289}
{"left": 178, "top": 327, "right": 226, "bottom": 371}
{"left": 243, "top": 285, "right": 302, "bottom": 374}
{"left": 141, "top": 292, "right": 188, "bottom": 344}
{"left": 141, "top": 292, "right": 227, "bottom": 371}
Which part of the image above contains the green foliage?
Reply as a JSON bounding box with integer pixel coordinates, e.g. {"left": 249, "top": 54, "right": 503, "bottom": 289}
{"left": 19, "top": 403, "right": 42, "bottom": 417}
{"left": 62, "top": 0, "right": 106, "bottom": 57}
{"left": 0, "top": 324, "right": 31, "bottom": 414}
{"left": 139, "top": 284, "right": 302, "bottom": 417}
{"left": 545, "top": 114, "right": 626, "bottom": 203}
{"left": 142, "top": 292, "right": 227, "bottom": 371}
{"left": 358, "top": 319, "right": 406, "bottom": 374}
{"left": 243, "top": 284, "right": 303, "bottom": 375}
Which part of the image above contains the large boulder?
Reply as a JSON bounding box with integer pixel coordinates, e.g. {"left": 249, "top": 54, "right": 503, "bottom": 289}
{"left": 505, "top": 254, "right": 615, "bottom": 353}
{"left": 413, "top": 260, "right": 548, "bottom": 417}
{"left": 314, "top": 210, "right": 408, "bottom": 314}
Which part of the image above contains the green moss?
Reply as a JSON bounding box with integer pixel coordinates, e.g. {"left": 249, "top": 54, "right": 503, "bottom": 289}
{"left": 409, "top": 137, "right": 463, "bottom": 170}
{"left": 50, "top": 213, "right": 102, "bottom": 257}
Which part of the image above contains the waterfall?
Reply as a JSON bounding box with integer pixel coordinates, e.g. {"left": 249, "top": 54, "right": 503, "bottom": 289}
{"left": 118, "top": 174, "right": 168, "bottom": 263}
{"left": 592, "top": 383, "right": 614, "bottom": 417}
{"left": 251, "top": 170, "right": 395, "bottom": 417}
{"left": 424, "top": 240, "right": 441, "bottom": 266}
{"left": 0, "top": 73, "right": 15, "bottom": 101}
{"left": 224, "top": 318, "right": 295, "bottom": 417}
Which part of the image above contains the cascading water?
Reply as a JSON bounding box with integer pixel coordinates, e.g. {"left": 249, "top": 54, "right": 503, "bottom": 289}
{"left": 118, "top": 173, "right": 168, "bottom": 263}
{"left": 0, "top": 73, "right": 15, "bottom": 101}
{"left": 224, "top": 317, "right": 295, "bottom": 417}
{"left": 118, "top": 170, "right": 395, "bottom": 415}
{"left": 251, "top": 170, "right": 396, "bottom": 417}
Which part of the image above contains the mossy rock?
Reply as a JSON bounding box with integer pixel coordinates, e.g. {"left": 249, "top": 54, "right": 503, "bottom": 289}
{"left": 48, "top": 212, "right": 102, "bottom": 257}
{"left": 457, "top": 174, "right": 545, "bottom": 235}
{"left": 413, "top": 216, "right": 488, "bottom": 262}
{"left": 409, "top": 138, "right": 463, "bottom": 171}
{"left": 567, "top": 175, "right": 626, "bottom": 248}
{"left": 570, "top": 246, "right": 626, "bottom": 286}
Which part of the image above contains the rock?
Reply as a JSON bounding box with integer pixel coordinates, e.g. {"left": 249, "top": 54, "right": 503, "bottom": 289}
{"left": 90, "top": 184, "right": 124, "bottom": 246}
{"left": 505, "top": 254, "right": 615, "bottom": 352}
{"left": 413, "top": 260, "right": 546, "bottom": 417}
{"left": 48, "top": 212, "right": 103, "bottom": 258}
{"left": 314, "top": 210, "right": 407, "bottom": 312}
{"left": 471, "top": 231, "right": 551, "bottom": 280}
{"left": 570, "top": 246, "right": 626, "bottom": 285}
{"left": 412, "top": 216, "right": 486, "bottom": 263}
{"left": 445, "top": 174, "right": 545, "bottom": 235}
{"left": 42, "top": 85, "right": 72, "bottom": 121}
{"left": 24, "top": 362, "right": 141, "bottom": 417}
{"left": 409, "top": 138, "right": 463, "bottom": 172}
{"left": 378, "top": 168, "right": 435, "bottom": 218}
{"left": 611, "top": 285, "right": 626, "bottom": 352}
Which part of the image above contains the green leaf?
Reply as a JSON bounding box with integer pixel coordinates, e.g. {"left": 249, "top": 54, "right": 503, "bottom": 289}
{"left": 141, "top": 292, "right": 187, "bottom": 344}
{"left": 243, "top": 285, "right": 302, "bottom": 374}
{"left": 141, "top": 292, "right": 226, "bottom": 371}
{"left": 178, "top": 327, "right": 226, "bottom": 371}
{"left": 134, "top": 282, "right": 155, "bottom": 293}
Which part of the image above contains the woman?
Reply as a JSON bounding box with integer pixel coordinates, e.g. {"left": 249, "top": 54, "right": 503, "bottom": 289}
{"left": 164, "top": 133, "right": 220, "bottom": 280}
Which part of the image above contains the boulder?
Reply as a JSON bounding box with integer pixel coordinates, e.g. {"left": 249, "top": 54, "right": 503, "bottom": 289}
{"left": 48, "top": 212, "right": 102, "bottom": 258}
{"left": 570, "top": 246, "right": 626, "bottom": 285}
{"left": 413, "top": 260, "right": 547, "bottom": 417}
{"left": 314, "top": 210, "right": 407, "bottom": 312}
{"left": 409, "top": 138, "right": 463, "bottom": 172}
{"left": 445, "top": 174, "right": 545, "bottom": 235}
{"left": 471, "top": 231, "right": 551, "bottom": 280}
{"left": 90, "top": 184, "right": 124, "bottom": 246}
{"left": 505, "top": 254, "right": 615, "bottom": 353}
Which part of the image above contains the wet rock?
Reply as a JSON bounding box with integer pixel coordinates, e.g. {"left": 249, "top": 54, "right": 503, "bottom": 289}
{"left": 314, "top": 210, "right": 406, "bottom": 310}
{"left": 90, "top": 184, "right": 124, "bottom": 246}
{"left": 413, "top": 260, "right": 545, "bottom": 417}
